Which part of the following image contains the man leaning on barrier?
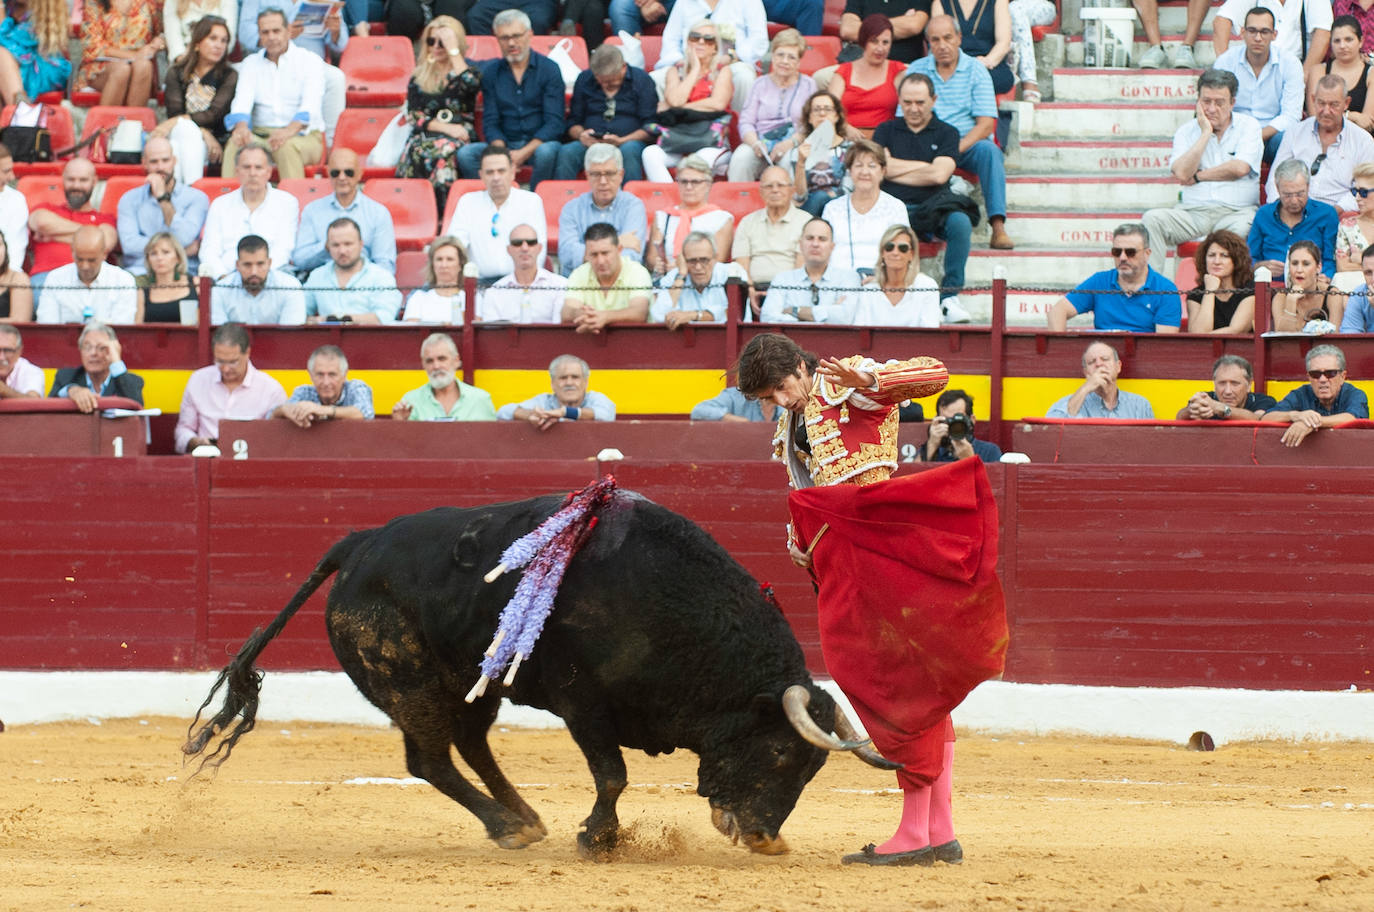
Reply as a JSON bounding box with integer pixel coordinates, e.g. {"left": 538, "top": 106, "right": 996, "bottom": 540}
{"left": 272, "top": 344, "right": 374, "bottom": 427}
{"left": 1175, "top": 354, "right": 1276, "bottom": 421}
{"left": 496, "top": 354, "right": 617, "bottom": 430}
{"left": 1260, "top": 344, "right": 1369, "bottom": 447}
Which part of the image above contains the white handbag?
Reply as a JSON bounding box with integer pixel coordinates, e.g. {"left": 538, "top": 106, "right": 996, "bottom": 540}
{"left": 616, "top": 30, "right": 645, "bottom": 69}
{"left": 547, "top": 37, "right": 583, "bottom": 91}
{"left": 367, "top": 108, "right": 411, "bottom": 169}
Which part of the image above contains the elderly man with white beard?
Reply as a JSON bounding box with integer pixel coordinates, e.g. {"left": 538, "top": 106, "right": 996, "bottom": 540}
{"left": 391, "top": 332, "right": 496, "bottom": 421}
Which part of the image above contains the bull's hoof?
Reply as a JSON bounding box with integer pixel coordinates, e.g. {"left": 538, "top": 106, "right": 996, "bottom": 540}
{"left": 576, "top": 826, "right": 619, "bottom": 862}
{"left": 743, "top": 833, "right": 789, "bottom": 855}
{"left": 494, "top": 823, "right": 547, "bottom": 849}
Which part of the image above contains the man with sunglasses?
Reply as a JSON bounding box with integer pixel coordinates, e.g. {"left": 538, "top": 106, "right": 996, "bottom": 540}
{"left": 1261, "top": 344, "right": 1369, "bottom": 446}
{"left": 1141, "top": 68, "right": 1262, "bottom": 276}
{"left": 557, "top": 45, "right": 657, "bottom": 184}
{"left": 292, "top": 147, "right": 397, "bottom": 276}
{"left": 456, "top": 10, "right": 565, "bottom": 188}
{"left": 1267, "top": 73, "right": 1374, "bottom": 212}
{"left": 1047, "top": 223, "right": 1181, "bottom": 333}
{"left": 557, "top": 144, "right": 648, "bottom": 277}
{"left": 1247, "top": 159, "right": 1337, "bottom": 277}
{"left": 480, "top": 223, "right": 567, "bottom": 322}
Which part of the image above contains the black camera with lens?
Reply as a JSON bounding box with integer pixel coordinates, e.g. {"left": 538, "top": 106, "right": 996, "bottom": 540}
{"left": 945, "top": 413, "right": 974, "bottom": 440}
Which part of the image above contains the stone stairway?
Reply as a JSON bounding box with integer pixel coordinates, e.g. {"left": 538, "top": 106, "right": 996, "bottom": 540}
{"left": 964, "top": 0, "right": 1232, "bottom": 325}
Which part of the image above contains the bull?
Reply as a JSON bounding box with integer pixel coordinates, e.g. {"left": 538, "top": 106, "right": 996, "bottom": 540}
{"left": 184, "top": 489, "right": 895, "bottom": 857}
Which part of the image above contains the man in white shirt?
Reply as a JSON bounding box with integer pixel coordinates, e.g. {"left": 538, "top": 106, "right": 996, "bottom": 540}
{"left": 199, "top": 144, "right": 300, "bottom": 279}
{"left": 1212, "top": 0, "right": 1332, "bottom": 74}
{"left": 761, "top": 217, "right": 861, "bottom": 323}
{"left": 35, "top": 226, "right": 138, "bottom": 324}
{"left": 479, "top": 222, "right": 566, "bottom": 322}
{"left": 1266, "top": 73, "right": 1374, "bottom": 211}
{"left": 1213, "top": 8, "right": 1305, "bottom": 163}
{"left": 222, "top": 7, "right": 327, "bottom": 180}
{"left": 210, "top": 234, "right": 306, "bottom": 325}
{"left": 1141, "top": 69, "right": 1262, "bottom": 274}
{"left": 446, "top": 146, "right": 548, "bottom": 281}
{"left": 0, "top": 143, "right": 28, "bottom": 269}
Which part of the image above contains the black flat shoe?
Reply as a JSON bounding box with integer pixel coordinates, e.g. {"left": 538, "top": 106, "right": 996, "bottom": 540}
{"left": 840, "top": 843, "right": 936, "bottom": 867}
{"left": 932, "top": 839, "right": 963, "bottom": 864}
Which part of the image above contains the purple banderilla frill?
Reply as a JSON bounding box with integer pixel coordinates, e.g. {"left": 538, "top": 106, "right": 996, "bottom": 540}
{"left": 464, "top": 476, "right": 619, "bottom": 703}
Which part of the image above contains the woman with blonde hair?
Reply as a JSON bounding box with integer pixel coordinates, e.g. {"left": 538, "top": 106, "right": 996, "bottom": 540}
{"left": 1336, "top": 161, "right": 1374, "bottom": 274}
{"left": 162, "top": 0, "right": 236, "bottom": 61}
{"left": 137, "top": 232, "right": 199, "bottom": 323}
{"left": 727, "top": 28, "right": 814, "bottom": 182}
{"left": 402, "top": 235, "right": 468, "bottom": 324}
{"left": 642, "top": 19, "right": 734, "bottom": 183}
{"left": 851, "top": 224, "right": 941, "bottom": 327}
{"left": 0, "top": 0, "right": 70, "bottom": 104}
{"left": 396, "top": 15, "right": 480, "bottom": 214}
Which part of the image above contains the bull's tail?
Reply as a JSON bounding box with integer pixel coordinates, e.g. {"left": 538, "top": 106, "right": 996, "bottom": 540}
{"left": 181, "top": 539, "right": 349, "bottom": 775}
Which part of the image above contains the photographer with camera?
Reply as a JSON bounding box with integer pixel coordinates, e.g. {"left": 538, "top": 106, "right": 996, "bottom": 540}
{"left": 920, "top": 388, "right": 1003, "bottom": 463}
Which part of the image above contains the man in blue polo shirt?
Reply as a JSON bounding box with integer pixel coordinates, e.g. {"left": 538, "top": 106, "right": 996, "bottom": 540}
{"left": 1261, "top": 344, "right": 1369, "bottom": 446}
{"left": 1047, "top": 223, "right": 1181, "bottom": 333}
{"left": 457, "top": 9, "right": 565, "bottom": 187}
{"left": 1247, "top": 159, "right": 1337, "bottom": 277}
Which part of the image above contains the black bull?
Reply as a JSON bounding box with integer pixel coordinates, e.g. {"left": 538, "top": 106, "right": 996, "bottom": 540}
{"left": 184, "top": 489, "right": 896, "bottom": 857}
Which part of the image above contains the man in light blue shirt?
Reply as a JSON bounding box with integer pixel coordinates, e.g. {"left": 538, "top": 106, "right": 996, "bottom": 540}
{"left": 650, "top": 232, "right": 732, "bottom": 327}
{"left": 904, "top": 15, "right": 1013, "bottom": 250}
{"left": 1340, "top": 245, "right": 1374, "bottom": 332}
{"left": 496, "top": 354, "right": 617, "bottom": 426}
{"left": 116, "top": 137, "right": 209, "bottom": 275}
{"left": 1212, "top": 7, "right": 1304, "bottom": 162}
{"left": 303, "top": 218, "right": 402, "bottom": 323}
{"left": 292, "top": 147, "right": 397, "bottom": 275}
{"left": 690, "top": 386, "right": 782, "bottom": 422}
{"left": 761, "top": 217, "right": 860, "bottom": 323}
{"left": 557, "top": 144, "right": 647, "bottom": 275}
{"left": 1047, "top": 341, "right": 1156, "bottom": 419}
{"left": 211, "top": 235, "right": 307, "bottom": 324}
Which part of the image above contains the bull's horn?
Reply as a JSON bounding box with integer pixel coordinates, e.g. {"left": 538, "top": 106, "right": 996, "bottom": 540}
{"left": 782, "top": 685, "right": 870, "bottom": 752}
{"left": 833, "top": 703, "right": 904, "bottom": 771}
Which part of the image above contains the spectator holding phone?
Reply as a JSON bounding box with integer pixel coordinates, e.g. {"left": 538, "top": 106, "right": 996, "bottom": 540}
{"left": 557, "top": 44, "right": 657, "bottom": 184}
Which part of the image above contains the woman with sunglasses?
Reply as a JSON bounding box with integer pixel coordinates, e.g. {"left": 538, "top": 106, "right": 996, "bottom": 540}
{"left": 851, "top": 225, "right": 941, "bottom": 327}
{"left": 726, "top": 29, "right": 815, "bottom": 182}
{"left": 1311, "top": 15, "right": 1373, "bottom": 131}
{"left": 782, "top": 91, "right": 852, "bottom": 216}
{"left": 1336, "top": 162, "right": 1374, "bottom": 274}
{"left": 645, "top": 154, "right": 734, "bottom": 278}
{"left": 642, "top": 19, "right": 734, "bottom": 182}
{"left": 1272, "top": 240, "right": 1344, "bottom": 333}
{"left": 402, "top": 235, "right": 467, "bottom": 324}
{"left": 397, "top": 16, "right": 480, "bottom": 214}
{"left": 1187, "top": 229, "right": 1255, "bottom": 333}
{"left": 826, "top": 14, "right": 907, "bottom": 141}
{"left": 158, "top": 16, "right": 236, "bottom": 184}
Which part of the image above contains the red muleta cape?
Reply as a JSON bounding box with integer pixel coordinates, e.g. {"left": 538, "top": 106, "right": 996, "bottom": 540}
{"left": 788, "top": 459, "right": 1009, "bottom": 787}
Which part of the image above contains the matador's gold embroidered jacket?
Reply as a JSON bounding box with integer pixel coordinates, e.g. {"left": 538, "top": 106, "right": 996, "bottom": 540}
{"left": 773, "top": 355, "right": 949, "bottom": 488}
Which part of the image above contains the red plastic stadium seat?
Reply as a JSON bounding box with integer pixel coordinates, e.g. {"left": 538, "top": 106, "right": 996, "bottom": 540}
{"left": 2, "top": 103, "right": 75, "bottom": 175}
{"left": 278, "top": 178, "right": 333, "bottom": 212}
{"left": 330, "top": 108, "right": 400, "bottom": 178}
{"left": 534, "top": 180, "right": 585, "bottom": 251}
{"left": 822, "top": 0, "right": 845, "bottom": 36}
{"left": 1031, "top": 10, "right": 1061, "bottom": 42}
{"left": 438, "top": 178, "right": 488, "bottom": 234}
{"left": 466, "top": 35, "right": 499, "bottom": 61}
{"left": 709, "top": 182, "right": 763, "bottom": 223}
{"left": 81, "top": 106, "right": 160, "bottom": 177}
{"left": 17, "top": 174, "right": 65, "bottom": 211}
{"left": 98, "top": 175, "right": 147, "bottom": 216}
{"left": 363, "top": 178, "right": 438, "bottom": 250}
{"left": 530, "top": 35, "right": 589, "bottom": 70}
{"left": 395, "top": 249, "right": 428, "bottom": 291}
{"left": 191, "top": 177, "right": 241, "bottom": 202}
{"left": 800, "top": 36, "right": 841, "bottom": 75}
{"left": 340, "top": 37, "right": 413, "bottom": 107}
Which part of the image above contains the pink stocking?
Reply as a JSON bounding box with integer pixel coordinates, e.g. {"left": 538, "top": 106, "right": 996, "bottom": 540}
{"left": 928, "top": 740, "right": 956, "bottom": 845}
{"left": 875, "top": 782, "right": 930, "bottom": 854}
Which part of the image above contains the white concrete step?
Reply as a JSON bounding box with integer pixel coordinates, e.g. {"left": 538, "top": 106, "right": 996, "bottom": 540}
{"left": 965, "top": 248, "right": 1115, "bottom": 286}
{"left": 1006, "top": 174, "right": 1178, "bottom": 211}
{"left": 1065, "top": 37, "right": 1234, "bottom": 67}
{"left": 996, "top": 211, "right": 1152, "bottom": 249}
{"left": 1024, "top": 101, "right": 1193, "bottom": 140}
{"left": 1052, "top": 67, "right": 1198, "bottom": 103}
{"left": 1011, "top": 139, "right": 1172, "bottom": 174}
{"left": 961, "top": 288, "right": 1063, "bottom": 326}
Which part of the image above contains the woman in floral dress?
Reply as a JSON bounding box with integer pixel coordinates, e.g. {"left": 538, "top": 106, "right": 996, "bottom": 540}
{"left": 396, "top": 15, "right": 480, "bottom": 214}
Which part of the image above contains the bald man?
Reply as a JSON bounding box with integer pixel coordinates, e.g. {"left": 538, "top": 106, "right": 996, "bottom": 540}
{"left": 732, "top": 164, "right": 808, "bottom": 309}
{"left": 36, "top": 225, "right": 138, "bottom": 324}
{"left": 291, "top": 147, "right": 396, "bottom": 275}
{"left": 27, "top": 157, "right": 118, "bottom": 288}
{"left": 116, "top": 135, "right": 210, "bottom": 275}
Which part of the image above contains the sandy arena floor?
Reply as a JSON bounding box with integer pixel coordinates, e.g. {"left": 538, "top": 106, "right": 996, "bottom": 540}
{"left": 2, "top": 719, "right": 1372, "bottom": 912}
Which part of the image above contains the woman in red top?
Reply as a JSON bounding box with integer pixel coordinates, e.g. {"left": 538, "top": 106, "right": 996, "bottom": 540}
{"left": 827, "top": 14, "right": 907, "bottom": 141}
